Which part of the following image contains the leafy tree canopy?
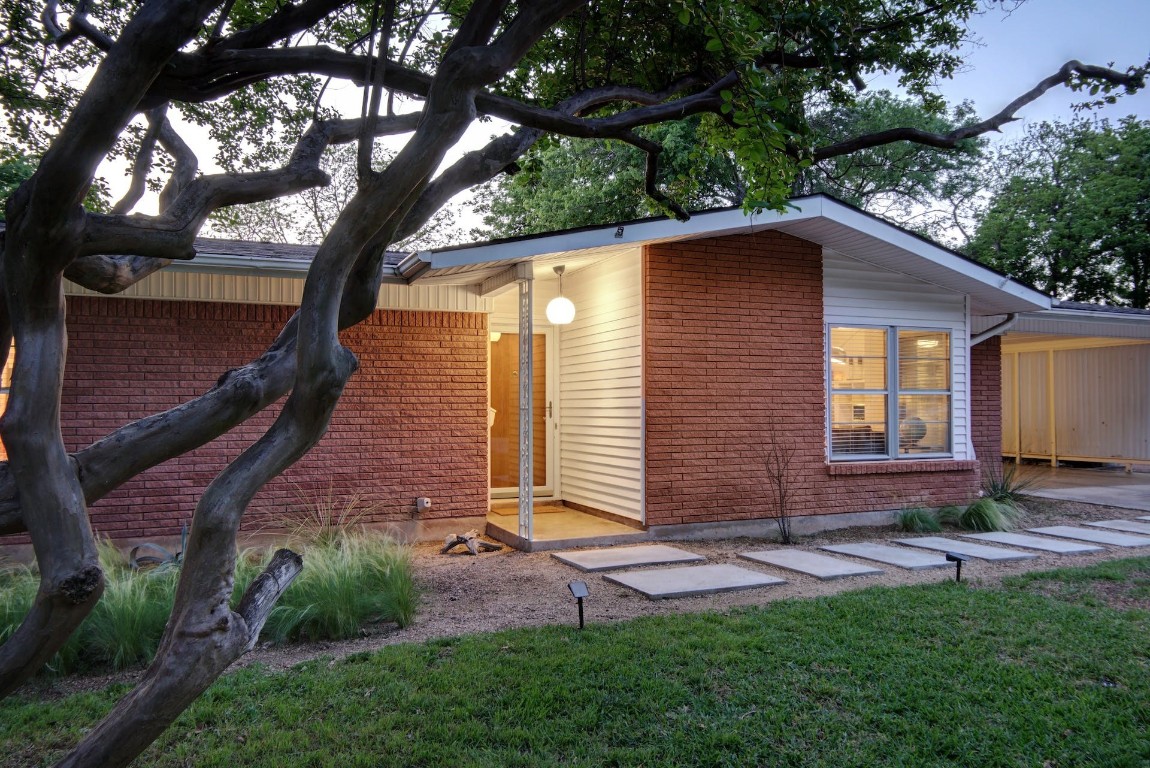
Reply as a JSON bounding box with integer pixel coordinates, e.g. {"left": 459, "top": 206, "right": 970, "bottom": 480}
{"left": 967, "top": 117, "right": 1150, "bottom": 308}
{"left": 475, "top": 91, "right": 986, "bottom": 239}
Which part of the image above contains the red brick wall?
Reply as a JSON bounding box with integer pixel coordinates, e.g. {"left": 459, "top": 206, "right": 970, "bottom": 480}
{"left": 59, "top": 297, "right": 488, "bottom": 541}
{"left": 970, "top": 334, "right": 1003, "bottom": 474}
{"left": 643, "top": 232, "right": 981, "bottom": 527}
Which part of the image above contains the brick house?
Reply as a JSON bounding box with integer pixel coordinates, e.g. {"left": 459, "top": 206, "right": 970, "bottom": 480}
{"left": 43, "top": 194, "right": 1055, "bottom": 550}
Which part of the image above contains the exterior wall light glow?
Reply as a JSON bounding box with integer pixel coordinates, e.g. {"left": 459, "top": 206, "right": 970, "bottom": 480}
{"left": 545, "top": 265, "right": 576, "bottom": 325}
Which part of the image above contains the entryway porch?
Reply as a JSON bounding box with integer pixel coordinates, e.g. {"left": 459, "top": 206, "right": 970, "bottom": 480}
{"left": 485, "top": 501, "right": 648, "bottom": 552}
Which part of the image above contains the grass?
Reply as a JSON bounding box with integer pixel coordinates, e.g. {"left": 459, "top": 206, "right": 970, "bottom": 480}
{"left": 4, "top": 558, "right": 1148, "bottom": 767}
{"left": 895, "top": 506, "right": 941, "bottom": 533}
{"left": 954, "top": 497, "right": 1022, "bottom": 532}
{"left": 0, "top": 534, "right": 417, "bottom": 676}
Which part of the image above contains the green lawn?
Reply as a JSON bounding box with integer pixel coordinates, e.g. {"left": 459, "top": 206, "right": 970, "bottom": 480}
{"left": 4, "top": 558, "right": 1148, "bottom": 767}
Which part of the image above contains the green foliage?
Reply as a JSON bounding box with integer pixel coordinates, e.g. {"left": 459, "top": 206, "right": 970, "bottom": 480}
{"left": 0, "top": 534, "right": 418, "bottom": 675}
{"left": 474, "top": 118, "right": 743, "bottom": 238}
{"left": 261, "top": 534, "right": 419, "bottom": 642}
{"left": 895, "top": 506, "right": 941, "bottom": 533}
{"left": 957, "top": 497, "right": 1022, "bottom": 533}
{"left": 967, "top": 117, "right": 1150, "bottom": 307}
{"left": 5, "top": 567, "right": 1148, "bottom": 766}
{"left": 476, "top": 90, "right": 987, "bottom": 239}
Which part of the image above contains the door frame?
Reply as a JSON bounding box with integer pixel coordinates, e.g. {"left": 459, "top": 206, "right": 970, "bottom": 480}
{"left": 489, "top": 324, "right": 559, "bottom": 499}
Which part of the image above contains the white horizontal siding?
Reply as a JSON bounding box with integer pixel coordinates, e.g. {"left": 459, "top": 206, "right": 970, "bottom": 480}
{"left": 558, "top": 250, "right": 643, "bottom": 520}
{"left": 65, "top": 273, "right": 491, "bottom": 313}
{"left": 824, "top": 249, "right": 970, "bottom": 459}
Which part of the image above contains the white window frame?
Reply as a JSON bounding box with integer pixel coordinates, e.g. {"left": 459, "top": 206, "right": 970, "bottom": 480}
{"left": 827, "top": 325, "right": 954, "bottom": 461}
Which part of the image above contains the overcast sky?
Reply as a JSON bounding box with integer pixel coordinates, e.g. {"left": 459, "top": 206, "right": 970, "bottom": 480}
{"left": 916, "top": 0, "right": 1149, "bottom": 138}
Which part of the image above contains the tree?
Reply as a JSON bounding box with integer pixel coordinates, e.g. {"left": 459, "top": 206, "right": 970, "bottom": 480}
{"left": 477, "top": 91, "right": 986, "bottom": 240}
{"left": 209, "top": 142, "right": 461, "bottom": 248}
{"left": 793, "top": 91, "right": 986, "bottom": 244}
{"left": 474, "top": 117, "right": 744, "bottom": 237}
{"left": 0, "top": 2, "right": 1143, "bottom": 766}
{"left": 967, "top": 117, "right": 1150, "bottom": 307}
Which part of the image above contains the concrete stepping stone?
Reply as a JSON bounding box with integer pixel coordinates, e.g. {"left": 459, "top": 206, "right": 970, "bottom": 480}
{"left": 892, "top": 537, "right": 1037, "bottom": 561}
{"left": 739, "top": 549, "right": 882, "bottom": 580}
{"left": 961, "top": 532, "right": 1103, "bottom": 554}
{"left": 603, "top": 564, "right": 784, "bottom": 600}
{"left": 819, "top": 542, "right": 950, "bottom": 571}
{"left": 1028, "top": 525, "right": 1150, "bottom": 547}
{"left": 1086, "top": 519, "right": 1150, "bottom": 535}
{"left": 551, "top": 544, "right": 704, "bottom": 572}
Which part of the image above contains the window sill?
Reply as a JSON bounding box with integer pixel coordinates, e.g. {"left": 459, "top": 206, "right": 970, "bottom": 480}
{"left": 827, "top": 459, "right": 979, "bottom": 476}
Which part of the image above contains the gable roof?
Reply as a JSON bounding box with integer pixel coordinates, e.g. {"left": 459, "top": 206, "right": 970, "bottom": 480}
{"left": 420, "top": 194, "right": 1049, "bottom": 316}
{"left": 9, "top": 194, "right": 1050, "bottom": 316}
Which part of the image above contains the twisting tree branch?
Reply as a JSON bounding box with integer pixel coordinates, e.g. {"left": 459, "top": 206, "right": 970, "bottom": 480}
{"left": 812, "top": 60, "right": 1146, "bottom": 161}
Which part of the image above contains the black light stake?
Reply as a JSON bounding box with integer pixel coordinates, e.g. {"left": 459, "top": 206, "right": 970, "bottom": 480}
{"left": 568, "top": 580, "right": 589, "bottom": 629}
{"left": 945, "top": 552, "right": 969, "bottom": 583}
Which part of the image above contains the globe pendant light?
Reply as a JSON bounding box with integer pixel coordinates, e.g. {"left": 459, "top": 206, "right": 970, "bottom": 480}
{"left": 545, "top": 265, "right": 575, "bottom": 325}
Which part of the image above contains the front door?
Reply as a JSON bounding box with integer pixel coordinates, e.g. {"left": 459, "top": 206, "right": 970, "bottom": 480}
{"left": 490, "top": 332, "right": 551, "bottom": 494}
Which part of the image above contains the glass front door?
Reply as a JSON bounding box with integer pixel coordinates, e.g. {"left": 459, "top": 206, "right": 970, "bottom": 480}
{"left": 489, "top": 332, "right": 550, "bottom": 493}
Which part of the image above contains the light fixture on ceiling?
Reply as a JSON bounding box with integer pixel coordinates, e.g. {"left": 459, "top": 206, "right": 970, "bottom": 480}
{"left": 917, "top": 338, "right": 940, "bottom": 349}
{"left": 545, "top": 265, "right": 575, "bottom": 325}
{"left": 489, "top": 331, "right": 502, "bottom": 343}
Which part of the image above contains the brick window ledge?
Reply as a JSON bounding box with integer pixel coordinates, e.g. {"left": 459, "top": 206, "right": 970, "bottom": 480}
{"left": 827, "top": 459, "right": 979, "bottom": 476}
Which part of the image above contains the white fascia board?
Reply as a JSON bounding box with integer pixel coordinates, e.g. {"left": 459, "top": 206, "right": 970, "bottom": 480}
{"left": 1028, "top": 307, "right": 1150, "bottom": 327}
{"left": 815, "top": 198, "right": 1051, "bottom": 312}
{"left": 427, "top": 199, "right": 825, "bottom": 269}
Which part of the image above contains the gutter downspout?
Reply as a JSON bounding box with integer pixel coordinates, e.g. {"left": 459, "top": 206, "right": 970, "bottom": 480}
{"left": 971, "top": 313, "right": 1018, "bottom": 345}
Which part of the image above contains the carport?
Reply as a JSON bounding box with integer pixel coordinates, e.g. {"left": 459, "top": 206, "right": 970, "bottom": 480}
{"left": 984, "top": 302, "right": 1150, "bottom": 469}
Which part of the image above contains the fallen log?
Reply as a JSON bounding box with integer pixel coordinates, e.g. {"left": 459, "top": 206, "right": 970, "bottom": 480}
{"left": 441, "top": 529, "right": 503, "bottom": 555}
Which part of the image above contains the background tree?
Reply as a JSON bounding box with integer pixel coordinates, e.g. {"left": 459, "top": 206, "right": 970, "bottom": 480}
{"left": 967, "top": 117, "right": 1150, "bottom": 307}
{"left": 0, "top": 2, "right": 1143, "bottom": 766}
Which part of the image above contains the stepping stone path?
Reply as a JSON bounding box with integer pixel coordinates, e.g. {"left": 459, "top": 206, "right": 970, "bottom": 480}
{"left": 893, "top": 536, "right": 1037, "bottom": 561}
{"left": 1028, "top": 525, "right": 1150, "bottom": 547}
{"left": 551, "top": 544, "right": 704, "bottom": 572}
{"left": 961, "top": 531, "right": 1102, "bottom": 554}
{"left": 1086, "top": 519, "right": 1150, "bottom": 536}
{"left": 603, "top": 564, "right": 785, "bottom": 600}
{"left": 739, "top": 549, "right": 882, "bottom": 580}
{"left": 820, "top": 542, "right": 950, "bottom": 570}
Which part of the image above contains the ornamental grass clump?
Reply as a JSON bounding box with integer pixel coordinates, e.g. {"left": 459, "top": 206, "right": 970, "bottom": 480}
{"left": 0, "top": 533, "right": 419, "bottom": 676}
{"left": 258, "top": 533, "right": 419, "bottom": 643}
{"left": 957, "top": 497, "right": 1022, "bottom": 532}
{"left": 895, "top": 507, "right": 942, "bottom": 533}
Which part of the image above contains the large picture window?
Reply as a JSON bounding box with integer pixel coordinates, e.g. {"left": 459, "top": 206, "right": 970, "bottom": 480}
{"left": 829, "top": 326, "right": 951, "bottom": 460}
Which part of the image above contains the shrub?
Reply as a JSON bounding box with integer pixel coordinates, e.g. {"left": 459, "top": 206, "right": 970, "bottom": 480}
{"left": 982, "top": 463, "right": 1039, "bottom": 512}
{"left": 957, "top": 498, "right": 1022, "bottom": 532}
{"left": 896, "top": 507, "right": 941, "bottom": 533}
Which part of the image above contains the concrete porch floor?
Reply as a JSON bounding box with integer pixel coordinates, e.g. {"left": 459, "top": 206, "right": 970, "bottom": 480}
{"left": 485, "top": 504, "right": 649, "bottom": 552}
